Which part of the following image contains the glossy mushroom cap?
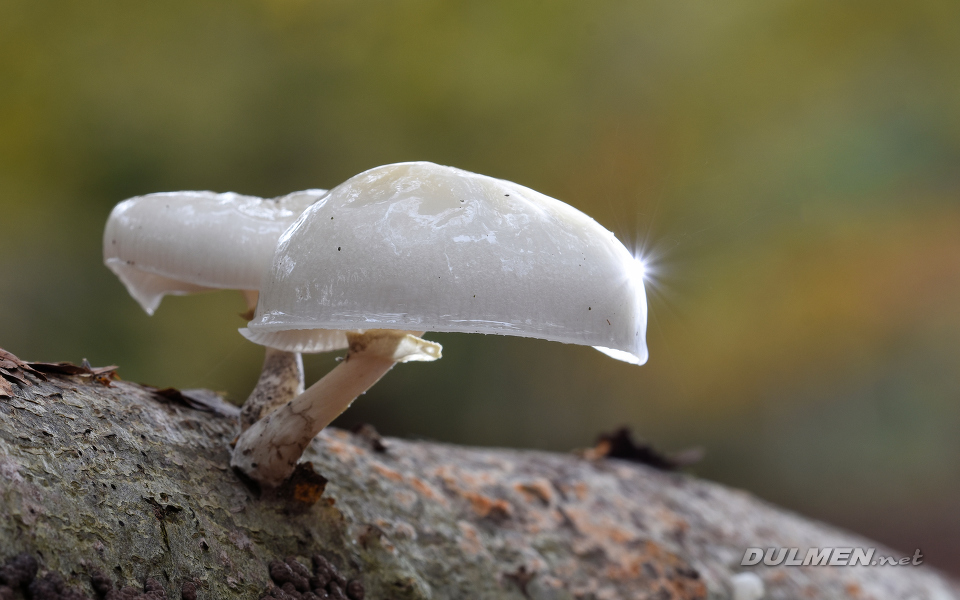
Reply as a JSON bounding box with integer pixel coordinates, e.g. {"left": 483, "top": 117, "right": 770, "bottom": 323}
{"left": 242, "top": 162, "right": 648, "bottom": 364}
{"left": 104, "top": 189, "right": 326, "bottom": 314}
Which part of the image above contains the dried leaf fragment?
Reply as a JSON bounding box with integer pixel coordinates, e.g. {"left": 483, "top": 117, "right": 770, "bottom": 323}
{"left": 584, "top": 427, "right": 703, "bottom": 471}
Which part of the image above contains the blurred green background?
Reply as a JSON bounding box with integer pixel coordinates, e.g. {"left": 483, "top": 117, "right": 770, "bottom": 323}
{"left": 3, "top": 0, "right": 960, "bottom": 573}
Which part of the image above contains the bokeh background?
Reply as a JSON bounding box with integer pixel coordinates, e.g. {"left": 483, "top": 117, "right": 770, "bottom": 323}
{"left": 3, "top": 0, "right": 960, "bottom": 574}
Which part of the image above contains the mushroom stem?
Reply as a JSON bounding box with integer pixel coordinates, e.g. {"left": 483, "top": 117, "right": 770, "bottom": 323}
{"left": 240, "top": 290, "right": 303, "bottom": 431}
{"left": 230, "top": 330, "right": 441, "bottom": 488}
{"left": 238, "top": 289, "right": 307, "bottom": 431}
{"left": 239, "top": 347, "right": 305, "bottom": 431}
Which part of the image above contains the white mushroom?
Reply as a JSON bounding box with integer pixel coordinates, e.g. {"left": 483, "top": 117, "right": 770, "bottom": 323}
{"left": 103, "top": 189, "right": 327, "bottom": 427}
{"left": 232, "top": 162, "right": 648, "bottom": 487}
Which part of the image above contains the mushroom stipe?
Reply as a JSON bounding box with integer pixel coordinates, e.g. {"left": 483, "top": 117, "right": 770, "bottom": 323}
{"left": 231, "top": 330, "right": 441, "bottom": 488}
{"left": 240, "top": 347, "right": 306, "bottom": 431}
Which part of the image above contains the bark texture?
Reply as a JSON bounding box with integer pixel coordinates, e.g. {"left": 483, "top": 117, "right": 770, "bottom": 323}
{"left": 0, "top": 350, "right": 957, "bottom": 600}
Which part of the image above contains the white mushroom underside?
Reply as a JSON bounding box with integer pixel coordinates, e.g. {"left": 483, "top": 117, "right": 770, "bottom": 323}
{"left": 245, "top": 162, "right": 648, "bottom": 364}
{"left": 240, "top": 327, "right": 646, "bottom": 365}
{"left": 104, "top": 189, "right": 326, "bottom": 314}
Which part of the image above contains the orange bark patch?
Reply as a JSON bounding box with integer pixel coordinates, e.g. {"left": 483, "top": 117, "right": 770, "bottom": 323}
{"left": 513, "top": 479, "right": 554, "bottom": 505}
{"left": 370, "top": 461, "right": 404, "bottom": 482}
{"left": 369, "top": 461, "right": 448, "bottom": 506}
{"left": 555, "top": 480, "right": 591, "bottom": 501}
{"left": 562, "top": 506, "right": 638, "bottom": 545}
{"left": 431, "top": 464, "right": 512, "bottom": 517}
{"left": 323, "top": 438, "right": 359, "bottom": 462}
{"left": 463, "top": 491, "right": 512, "bottom": 518}
{"left": 604, "top": 542, "right": 706, "bottom": 599}
{"left": 408, "top": 476, "right": 449, "bottom": 506}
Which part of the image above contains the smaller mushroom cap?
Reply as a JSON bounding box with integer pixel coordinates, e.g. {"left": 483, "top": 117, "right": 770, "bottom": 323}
{"left": 104, "top": 189, "right": 326, "bottom": 314}
{"left": 242, "top": 162, "right": 648, "bottom": 364}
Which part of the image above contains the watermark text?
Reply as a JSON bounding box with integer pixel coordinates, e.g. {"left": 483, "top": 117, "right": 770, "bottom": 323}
{"left": 741, "top": 548, "right": 923, "bottom": 567}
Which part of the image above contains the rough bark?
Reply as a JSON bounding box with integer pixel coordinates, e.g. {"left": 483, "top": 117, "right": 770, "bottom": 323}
{"left": 0, "top": 350, "right": 957, "bottom": 600}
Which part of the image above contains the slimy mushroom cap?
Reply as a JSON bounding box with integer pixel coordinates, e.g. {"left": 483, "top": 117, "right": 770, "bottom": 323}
{"left": 242, "top": 162, "right": 648, "bottom": 364}
{"left": 104, "top": 189, "right": 326, "bottom": 314}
